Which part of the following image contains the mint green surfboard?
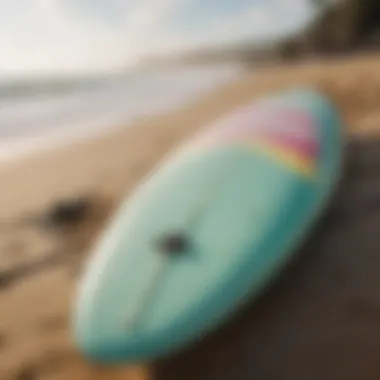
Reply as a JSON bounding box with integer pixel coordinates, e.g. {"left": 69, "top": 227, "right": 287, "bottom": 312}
{"left": 72, "top": 88, "right": 343, "bottom": 364}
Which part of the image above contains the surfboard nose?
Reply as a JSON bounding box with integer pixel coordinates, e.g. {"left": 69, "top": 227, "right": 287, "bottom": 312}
{"left": 73, "top": 331, "right": 103, "bottom": 362}
{"left": 72, "top": 258, "right": 130, "bottom": 363}
{"left": 73, "top": 306, "right": 126, "bottom": 363}
{"left": 72, "top": 319, "right": 103, "bottom": 362}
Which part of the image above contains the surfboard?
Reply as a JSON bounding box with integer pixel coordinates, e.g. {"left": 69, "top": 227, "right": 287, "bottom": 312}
{"left": 72, "top": 88, "right": 343, "bottom": 364}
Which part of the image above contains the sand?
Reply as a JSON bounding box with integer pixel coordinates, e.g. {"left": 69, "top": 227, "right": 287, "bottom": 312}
{"left": 1, "top": 53, "right": 380, "bottom": 379}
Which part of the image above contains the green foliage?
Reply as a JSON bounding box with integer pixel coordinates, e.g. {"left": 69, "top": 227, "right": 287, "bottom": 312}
{"left": 279, "top": 0, "right": 380, "bottom": 56}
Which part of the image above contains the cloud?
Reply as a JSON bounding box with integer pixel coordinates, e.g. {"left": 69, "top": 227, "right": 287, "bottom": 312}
{"left": 120, "top": 0, "right": 190, "bottom": 57}
{"left": 0, "top": 0, "right": 314, "bottom": 77}
{"left": 152, "top": 0, "right": 314, "bottom": 54}
{"left": 0, "top": 0, "right": 186, "bottom": 76}
{"left": 126, "top": 0, "right": 184, "bottom": 33}
{"left": 0, "top": 1, "right": 124, "bottom": 77}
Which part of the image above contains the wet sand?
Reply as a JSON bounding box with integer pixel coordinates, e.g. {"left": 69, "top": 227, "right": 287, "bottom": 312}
{"left": 1, "top": 53, "right": 380, "bottom": 379}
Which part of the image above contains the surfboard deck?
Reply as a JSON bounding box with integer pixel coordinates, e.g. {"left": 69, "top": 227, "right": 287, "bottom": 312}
{"left": 72, "top": 88, "right": 343, "bottom": 364}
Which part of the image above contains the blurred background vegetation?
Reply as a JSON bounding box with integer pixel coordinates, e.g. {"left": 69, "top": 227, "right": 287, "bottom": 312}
{"left": 280, "top": 0, "right": 380, "bottom": 58}
{"left": 144, "top": 0, "right": 380, "bottom": 67}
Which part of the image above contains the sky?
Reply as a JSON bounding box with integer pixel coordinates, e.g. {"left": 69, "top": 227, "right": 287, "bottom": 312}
{"left": 0, "top": 0, "right": 316, "bottom": 78}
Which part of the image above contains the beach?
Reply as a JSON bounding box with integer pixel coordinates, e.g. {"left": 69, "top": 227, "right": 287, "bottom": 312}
{"left": 0, "top": 64, "right": 243, "bottom": 162}
{"left": 1, "top": 53, "right": 380, "bottom": 379}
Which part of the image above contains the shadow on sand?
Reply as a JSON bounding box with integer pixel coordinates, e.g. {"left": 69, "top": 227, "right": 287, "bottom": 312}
{"left": 151, "top": 136, "right": 380, "bottom": 380}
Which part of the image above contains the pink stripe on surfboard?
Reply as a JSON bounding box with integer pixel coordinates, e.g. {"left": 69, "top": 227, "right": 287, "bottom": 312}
{"left": 181, "top": 105, "right": 320, "bottom": 158}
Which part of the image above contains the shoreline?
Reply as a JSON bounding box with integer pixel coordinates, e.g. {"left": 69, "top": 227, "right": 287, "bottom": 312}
{"left": 0, "top": 70, "right": 246, "bottom": 164}
{"left": 0, "top": 63, "right": 244, "bottom": 163}
{"left": 5, "top": 49, "right": 380, "bottom": 165}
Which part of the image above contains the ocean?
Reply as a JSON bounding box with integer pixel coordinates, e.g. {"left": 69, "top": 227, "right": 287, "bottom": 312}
{"left": 0, "top": 64, "right": 244, "bottom": 161}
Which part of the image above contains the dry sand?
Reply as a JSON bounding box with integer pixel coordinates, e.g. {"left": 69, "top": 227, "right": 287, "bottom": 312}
{"left": 1, "top": 53, "right": 380, "bottom": 379}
